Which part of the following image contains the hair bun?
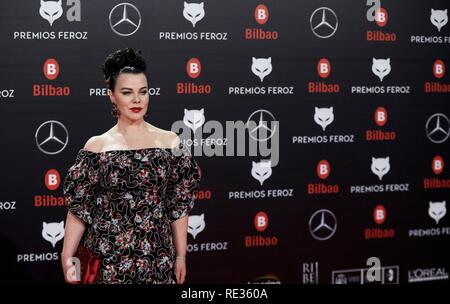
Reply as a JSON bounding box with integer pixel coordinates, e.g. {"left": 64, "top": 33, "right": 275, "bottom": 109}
{"left": 102, "top": 47, "right": 146, "bottom": 81}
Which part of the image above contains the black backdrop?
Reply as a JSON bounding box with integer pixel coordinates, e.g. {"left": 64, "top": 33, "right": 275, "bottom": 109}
{"left": 0, "top": 0, "right": 449, "bottom": 284}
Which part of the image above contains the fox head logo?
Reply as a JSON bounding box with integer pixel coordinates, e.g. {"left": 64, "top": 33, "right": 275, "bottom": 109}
{"left": 183, "top": 108, "right": 205, "bottom": 133}
{"left": 372, "top": 58, "right": 391, "bottom": 82}
{"left": 429, "top": 201, "right": 446, "bottom": 224}
{"left": 314, "top": 107, "right": 334, "bottom": 131}
{"left": 371, "top": 157, "right": 390, "bottom": 181}
{"left": 251, "top": 57, "right": 272, "bottom": 82}
{"left": 188, "top": 214, "right": 205, "bottom": 239}
{"left": 39, "top": 0, "right": 63, "bottom": 26}
{"left": 251, "top": 160, "right": 272, "bottom": 186}
{"left": 42, "top": 221, "right": 65, "bottom": 247}
{"left": 430, "top": 9, "right": 448, "bottom": 32}
{"left": 183, "top": 2, "right": 205, "bottom": 27}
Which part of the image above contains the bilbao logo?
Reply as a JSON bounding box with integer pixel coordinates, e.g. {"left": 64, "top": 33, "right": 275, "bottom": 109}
{"left": 33, "top": 58, "right": 70, "bottom": 97}
{"left": 374, "top": 7, "right": 388, "bottom": 27}
{"left": 432, "top": 156, "right": 444, "bottom": 175}
{"left": 43, "top": 58, "right": 59, "bottom": 80}
{"left": 375, "top": 107, "right": 388, "bottom": 127}
{"left": 254, "top": 211, "right": 269, "bottom": 232}
{"left": 366, "top": 1, "right": 397, "bottom": 42}
{"left": 316, "top": 160, "right": 330, "bottom": 180}
{"left": 365, "top": 205, "right": 395, "bottom": 239}
{"left": 426, "top": 59, "right": 450, "bottom": 93}
{"left": 187, "top": 58, "right": 202, "bottom": 78}
{"left": 308, "top": 58, "right": 341, "bottom": 94}
{"left": 308, "top": 159, "right": 339, "bottom": 195}
{"left": 255, "top": 4, "right": 269, "bottom": 25}
{"left": 366, "top": 0, "right": 389, "bottom": 27}
{"left": 244, "top": 4, "right": 278, "bottom": 40}
{"left": 45, "top": 169, "right": 61, "bottom": 191}
{"left": 245, "top": 211, "right": 278, "bottom": 248}
{"left": 35, "top": 168, "right": 65, "bottom": 208}
{"left": 366, "top": 106, "right": 396, "bottom": 141}
{"left": 433, "top": 59, "right": 445, "bottom": 79}
{"left": 177, "top": 58, "right": 212, "bottom": 94}
{"left": 317, "top": 58, "right": 331, "bottom": 78}
{"left": 373, "top": 205, "right": 387, "bottom": 224}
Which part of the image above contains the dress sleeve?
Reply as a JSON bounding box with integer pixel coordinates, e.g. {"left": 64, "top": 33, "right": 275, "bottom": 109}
{"left": 165, "top": 142, "right": 201, "bottom": 222}
{"left": 63, "top": 150, "right": 101, "bottom": 225}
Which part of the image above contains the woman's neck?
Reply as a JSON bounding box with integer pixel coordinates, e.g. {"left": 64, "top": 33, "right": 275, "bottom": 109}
{"left": 115, "top": 118, "right": 148, "bottom": 136}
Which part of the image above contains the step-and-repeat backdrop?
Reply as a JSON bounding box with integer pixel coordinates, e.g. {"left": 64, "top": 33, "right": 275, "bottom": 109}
{"left": 0, "top": 0, "right": 449, "bottom": 284}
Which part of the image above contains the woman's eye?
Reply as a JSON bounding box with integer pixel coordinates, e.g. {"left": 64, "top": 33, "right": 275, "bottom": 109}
{"left": 140, "top": 91, "right": 147, "bottom": 95}
{"left": 123, "top": 92, "right": 131, "bottom": 95}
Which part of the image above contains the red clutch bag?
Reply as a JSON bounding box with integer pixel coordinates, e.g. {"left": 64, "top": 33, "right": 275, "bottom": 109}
{"left": 74, "top": 243, "right": 101, "bottom": 284}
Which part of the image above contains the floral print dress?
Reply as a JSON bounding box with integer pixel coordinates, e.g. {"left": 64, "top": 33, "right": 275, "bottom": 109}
{"left": 63, "top": 142, "right": 201, "bottom": 284}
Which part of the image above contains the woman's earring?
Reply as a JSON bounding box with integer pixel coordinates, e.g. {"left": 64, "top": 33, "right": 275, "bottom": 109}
{"left": 111, "top": 103, "right": 120, "bottom": 118}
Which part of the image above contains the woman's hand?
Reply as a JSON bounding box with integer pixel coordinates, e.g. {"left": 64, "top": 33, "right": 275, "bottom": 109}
{"left": 175, "top": 257, "right": 186, "bottom": 284}
{"left": 61, "top": 255, "right": 80, "bottom": 284}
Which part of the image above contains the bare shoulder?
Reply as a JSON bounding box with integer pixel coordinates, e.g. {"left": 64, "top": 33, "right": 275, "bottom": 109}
{"left": 148, "top": 125, "right": 180, "bottom": 149}
{"left": 83, "top": 135, "right": 105, "bottom": 153}
{"left": 160, "top": 130, "right": 181, "bottom": 149}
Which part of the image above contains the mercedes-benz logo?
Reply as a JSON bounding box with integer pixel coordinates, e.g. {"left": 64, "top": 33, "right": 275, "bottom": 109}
{"left": 35, "top": 120, "right": 69, "bottom": 155}
{"left": 310, "top": 7, "right": 338, "bottom": 38}
{"left": 246, "top": 109, "right": 278, "bottom": 142}
{"left": 425, "top": 113, "right": 450, "bottom": 144}
{"left": 309, "top": 209, "right": 337, "bottom": 241}
{"left": 109, "top": 3, "right": 141, "bottom": 36}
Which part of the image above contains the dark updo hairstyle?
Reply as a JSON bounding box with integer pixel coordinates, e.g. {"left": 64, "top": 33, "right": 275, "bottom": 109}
{"left": 101, "top": 47, "right": 147, "bottom": 91}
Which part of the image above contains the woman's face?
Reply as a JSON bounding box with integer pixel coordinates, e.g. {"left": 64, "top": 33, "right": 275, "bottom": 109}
{"left": 109, "top": 72, "right": 149, "bottom": 120}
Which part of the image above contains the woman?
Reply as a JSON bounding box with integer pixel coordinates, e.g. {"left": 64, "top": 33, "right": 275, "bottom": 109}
{"left": 61, "top": 48, "right": 201, "bottom": 284}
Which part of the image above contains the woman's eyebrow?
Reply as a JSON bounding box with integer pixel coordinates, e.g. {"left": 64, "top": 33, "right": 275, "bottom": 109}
{"left": 120, "top": 86, "right": 148, "bottom": 90}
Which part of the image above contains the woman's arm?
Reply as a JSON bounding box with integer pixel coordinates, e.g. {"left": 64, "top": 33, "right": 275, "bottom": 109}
{"left": 171, "top": 215, "right": 188, "bottom": 284}
{"left": 61, "top": 211, "right": 86, "bottom": 283}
